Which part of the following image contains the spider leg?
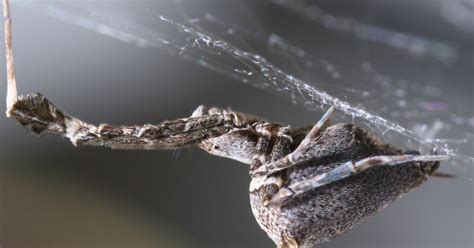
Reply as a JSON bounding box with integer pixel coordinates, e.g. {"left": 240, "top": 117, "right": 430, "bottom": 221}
{"left": 250, "top": 125, "right": 294, "bottom": 206}
{"left": 249, "top": 125, "right": 294, "bottom": 197}
{"left": 190, "top": 104, "right": 206, "bottom": 117}
{"left": 251, "top": 106, "right": 335, "bottom": 177}
{"left": 294, "top": 105, "right": 335, "bottom": 154}
{"left": 278, "top": 233, "right": 299, "bottom": 248}
{"left": 98, "top": 105, "right": 260, "bottom": 149}
{"left": 249, "top": 124, "right": 293, "bottom": 172}
{"left": 270, "top": 126, "right": 292, "bottom": 161}
{"left": 250, "top": 122, "right": 273, "bottom": 171}
{"left": 8, "top": 93, "right": 259, "bottom": 149}
{"left": 267, "top": 154, "right": 449, "bottom": 206}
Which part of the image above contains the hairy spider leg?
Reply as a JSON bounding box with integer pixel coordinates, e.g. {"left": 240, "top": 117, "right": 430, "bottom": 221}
{"left": 249, "top": 124, "right": 293, "bottom": 172}
{"left": 250, "top": 123, "right": 274, "bottom": 170}
{"left": 278, "top": 234, "right": 298, "bottom": 248}
{"left": 270, "top": 126, "right": 292, "bottom": 161}
{"left": 8, "top": 93, "right": 259, "bottom": 149}
{"left": 268, "top": 154, "right": 449, "bottom": 206}
{"left": 251, "top": 106, "right": 335, "bottom": 177}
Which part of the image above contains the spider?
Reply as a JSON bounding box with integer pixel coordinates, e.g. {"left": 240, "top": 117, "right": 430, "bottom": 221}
{"left": 2, "top": 1, "right": 448, "bottom": 247}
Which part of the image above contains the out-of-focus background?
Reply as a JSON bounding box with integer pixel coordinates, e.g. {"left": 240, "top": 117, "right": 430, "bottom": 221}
{"left": 0, "top": 1, "right": 473, "bottom": 247}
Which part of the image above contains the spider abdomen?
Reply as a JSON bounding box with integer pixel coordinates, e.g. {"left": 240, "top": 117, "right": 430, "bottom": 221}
{"left": 249, "top": 123, "right": 438, "bottom": 247}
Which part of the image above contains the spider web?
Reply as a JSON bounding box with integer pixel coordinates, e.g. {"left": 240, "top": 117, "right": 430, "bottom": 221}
{"left": 14, "top": 0, "right": 474, "bottom": 173}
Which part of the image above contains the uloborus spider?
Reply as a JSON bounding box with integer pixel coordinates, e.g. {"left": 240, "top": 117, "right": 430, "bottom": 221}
{"left": 2, "top": 1, "right": 448, "bottom": 247}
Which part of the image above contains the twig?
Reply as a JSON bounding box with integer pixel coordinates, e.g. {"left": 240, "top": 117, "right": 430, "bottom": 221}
{"left": 3, "top": 0, "right": 18, "bottom": 116}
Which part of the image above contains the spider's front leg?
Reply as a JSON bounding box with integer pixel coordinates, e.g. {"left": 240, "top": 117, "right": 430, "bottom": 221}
{"left": 8, "top": 93, "right": 259, "bottom": 150}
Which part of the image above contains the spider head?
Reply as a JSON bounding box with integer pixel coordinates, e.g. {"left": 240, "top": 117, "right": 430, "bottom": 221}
{"left": 199, "top": 129, "right": 258, "bottom": 164}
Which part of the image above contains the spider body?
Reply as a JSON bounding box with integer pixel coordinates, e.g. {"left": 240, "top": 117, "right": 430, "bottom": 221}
{"left": 247, "top": 123, "right": 437, "bottom": 247}
{"left": 197, "top": 107, "right": 439, "bottom": 247}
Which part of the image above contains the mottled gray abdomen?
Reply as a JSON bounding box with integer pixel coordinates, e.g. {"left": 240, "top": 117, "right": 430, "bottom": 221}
{"left": 249, "top": 123, "right": 437, "bottom": 247}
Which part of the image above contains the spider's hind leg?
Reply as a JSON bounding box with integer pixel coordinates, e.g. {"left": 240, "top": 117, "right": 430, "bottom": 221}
{"left": 268, "top": 153, "right": 449, "bottom": 206}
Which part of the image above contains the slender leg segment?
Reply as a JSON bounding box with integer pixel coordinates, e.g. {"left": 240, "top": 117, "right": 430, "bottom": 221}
{"left": 268, "top": 154, "right": 449, "bottom": 206}
{"left": 251, "top": 106, "right": 335, "bottom": 177}
{"left": 294, "top": 106, "right": 334, "bottom": 153}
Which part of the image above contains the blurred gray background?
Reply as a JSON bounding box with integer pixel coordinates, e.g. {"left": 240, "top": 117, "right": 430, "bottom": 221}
{"left": 0, "top": 1, "right": 473, "bottom": 248}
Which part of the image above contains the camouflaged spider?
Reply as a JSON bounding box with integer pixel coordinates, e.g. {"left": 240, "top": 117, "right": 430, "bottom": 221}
{"left": 3, "top": 1, "right": 448, "bottom": 247}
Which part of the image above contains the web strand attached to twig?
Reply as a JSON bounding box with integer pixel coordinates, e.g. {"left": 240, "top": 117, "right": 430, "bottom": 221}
{"left": 3, "top": 0, "right": 18, "bottom": 116}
